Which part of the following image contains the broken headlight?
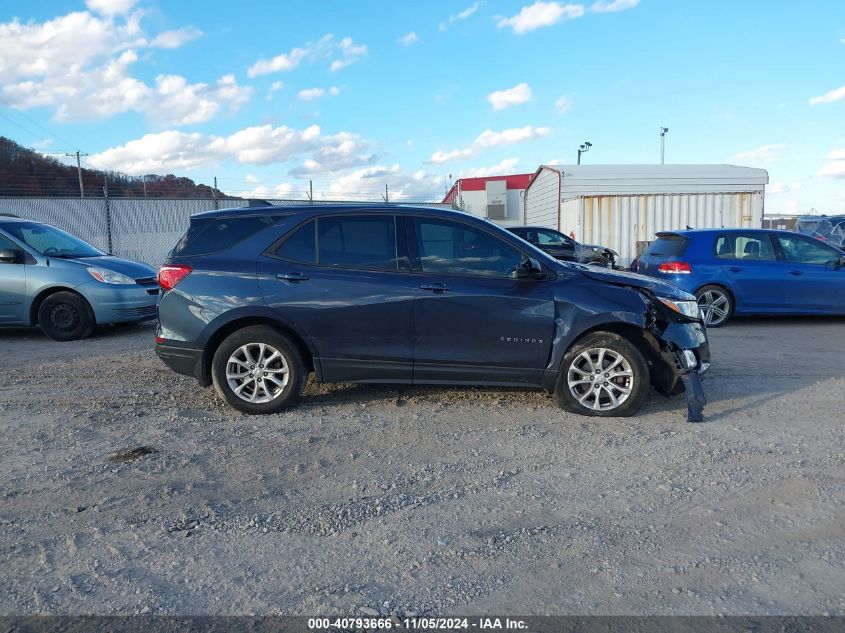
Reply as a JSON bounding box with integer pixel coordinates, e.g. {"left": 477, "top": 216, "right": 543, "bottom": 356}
{"left": 657, "top": 297, "right": 701, "bottom": 319}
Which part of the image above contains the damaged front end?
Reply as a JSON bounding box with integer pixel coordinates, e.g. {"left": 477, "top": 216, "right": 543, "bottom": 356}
{"left": 639, "top": 291, "right": 710, "bottom": 422}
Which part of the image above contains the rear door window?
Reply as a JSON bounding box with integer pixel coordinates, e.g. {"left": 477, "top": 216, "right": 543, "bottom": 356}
{"left": 644, "top": 235, "right": 688, "bottom": 257}
{"left": 715, "top": 233, "right": 775, "bottom": 261}
{"left": 317, "top": 215, "right": 398, "bottom": 271}
{"left": 274, "top": 220, "right": 316, "bottom": 263}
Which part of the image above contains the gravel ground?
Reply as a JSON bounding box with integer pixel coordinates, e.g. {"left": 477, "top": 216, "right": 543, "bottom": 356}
{"left": 1, "top": 317, "right": 843, "bottom": 616}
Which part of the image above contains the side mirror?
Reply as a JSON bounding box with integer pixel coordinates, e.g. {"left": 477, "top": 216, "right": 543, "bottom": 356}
{"left": 516, "top": 256, "right": 545, "bottom": 280}
{"left": 0, "top": 248, "right": 23, "bottom": 264}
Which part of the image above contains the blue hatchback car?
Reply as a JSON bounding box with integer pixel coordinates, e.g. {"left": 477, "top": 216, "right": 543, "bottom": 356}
{"left": 634, "top": 228, "right": 845, "bottom": 327}
{"left": 0, "top": 217, "right": 159, "bottom": 340}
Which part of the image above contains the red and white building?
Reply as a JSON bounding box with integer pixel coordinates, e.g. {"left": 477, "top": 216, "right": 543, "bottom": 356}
{"left": 441, "top": 174, "right": 533, "bottom": 228}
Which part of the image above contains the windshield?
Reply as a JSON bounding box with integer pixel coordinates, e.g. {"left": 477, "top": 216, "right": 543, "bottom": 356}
{"left": 3, "top": 222, "right": 104, "bottom": 258}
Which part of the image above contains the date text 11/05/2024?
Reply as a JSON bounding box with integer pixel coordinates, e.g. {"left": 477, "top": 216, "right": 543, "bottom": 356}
{"left": 307, "top": 616, "right": 529, "bottom": 630}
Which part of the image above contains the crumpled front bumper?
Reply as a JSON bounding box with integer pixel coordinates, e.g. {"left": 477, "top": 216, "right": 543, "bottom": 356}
{"left": 648, "top": 319, "right": 710, "bottom": 422}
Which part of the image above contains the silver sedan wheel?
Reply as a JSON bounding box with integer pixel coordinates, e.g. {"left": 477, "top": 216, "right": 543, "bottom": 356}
{"left": 567, "top": 347, "right": 634, "bottom": 412}
{"left": 226, "top": 343, "right": 289, "bottom": 404}
{"left": 698, "top": 289, "right": 730, "bottom": 326}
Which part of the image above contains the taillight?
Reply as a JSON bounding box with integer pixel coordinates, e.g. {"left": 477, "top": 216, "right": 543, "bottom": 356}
{"left": 158, "top": 264, "right": 192, "bottom": 290}
{"left": 657, "top": 261, "right": 692, "bottom": 274}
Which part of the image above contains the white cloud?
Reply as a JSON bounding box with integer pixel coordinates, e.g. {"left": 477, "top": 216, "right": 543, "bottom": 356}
{"left": 809, "top": 85, "right": 845, "bottom": 106}
{"left": 590, "top": 0, "right": 639, "bottom": 12}
{"left": 428, "top": 148, "right": 474, "bottom": 164}
{"left": 818, "top": 148, "right": 845, "bottom": 178}
{"left": 487, "top": 83, "right": 532, "bottom": 110}
{"left": 297, "top": 86, "right": 340, "bottom": 101}
{"left": 397, "top": 31, "right": 419, "bottom": 46}
{"left": 326, "top": 164, "right": 439, "bottom": 200}
{"left": 85, "top": 0, "right": 138, "bottom": 16}
{"left": 234, "top": 183, "right": 304, "bottom": 200}
{"left": 439, "top": 2, "right": 484, "bottom": 31}
{"left": 474, "top": 125, "right": 551, "bottom": 148}
{"left": 245, "top": 174, "right": 259, "bottom": 184}
{"left": 247, "top": 34, "right": 366, "bottom": 77}
{"left": 88, "top": 124, "right": 373, "bottom": 176}
{"left": 730, "top": 144, "right": 786, "bottom": 165}
{"left": 498, "top": 2, "right": 585, "bottom": 34}
{"left": 0, "top": 8, "right": 224, "bottom": 125}
{"left": 270, "top": 81, "right": 283, "bottom": 92}
{"left": 768, "top": 181, "right": 802, "bottom": 195}
{"left": 554, "top": 95, "right": 573, "bottom": 113}
{"left": 458, "top": 158, "right": 520, "bottom": 178}
{"left": 427, "top": 125, "right": 551, "bottom": 164}
{"left": 149, "top": 26, "right": 203, "bottom": 49}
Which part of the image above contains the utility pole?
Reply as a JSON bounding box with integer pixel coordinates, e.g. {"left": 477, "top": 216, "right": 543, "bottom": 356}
{"left": 577, "top": 141, "right": 592, "bottom": 165}
{"left": 142, "top": 175, "right": 147, "bottom": 198}
{"left": 213, "top": 176, "right": 219, "bottom": 209}
{"left": 660, "top": 127, "right": 669, "bottom": 164}
{"left": 66, "top": 150, "right": 89, "bottom": 197}
{"left": 308, "top": 180, "right": 314, "bottom": 203}
{"left": 382, "top": 184, "right": 389, "bottom": 204}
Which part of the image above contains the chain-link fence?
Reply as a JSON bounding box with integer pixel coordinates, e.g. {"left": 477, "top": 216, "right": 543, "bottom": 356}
{"left": 0, "top": 197, "right": 451, "bottom": 266}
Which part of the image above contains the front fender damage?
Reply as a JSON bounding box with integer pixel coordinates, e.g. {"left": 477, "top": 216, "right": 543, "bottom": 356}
{"left": 643, "top": 295, "right": 709, "bottom": 423}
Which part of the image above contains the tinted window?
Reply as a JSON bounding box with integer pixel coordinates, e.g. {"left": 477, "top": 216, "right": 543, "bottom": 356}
{"left": 317, "top": 215, "right": 397, "bottom": 271}
{"left": 275, "top": 220, "right": 315, "bottom": 263}
{"left": 775, "top": 234, "right": 841, "bottom": 264}
{"left": 644, "top": 235, "right": 688, "bottom": 257}
{"left": 171, "top": 216, "right": 274, "bottom": 257}
{"left": 535, "top": 229, "right": 572, "bottom": 246}
{"left": 414, "top": 218, "right": 523, "bottom": 278}
{"left": 0, "top": 233, "right": 18, "bottom": 251}
{"left": 715, "top": 233, "right": 775, "bottom": 261}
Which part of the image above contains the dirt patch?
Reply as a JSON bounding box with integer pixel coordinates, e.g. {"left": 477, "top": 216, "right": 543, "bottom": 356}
{"left": 1, "top": 318, "right": 844, "bottom": 616}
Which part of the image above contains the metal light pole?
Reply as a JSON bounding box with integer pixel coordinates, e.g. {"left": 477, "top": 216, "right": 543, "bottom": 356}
{"left": 659, "top": 127, "right": 669, "bottom": 164}
{"left": 577, "top": 141, "right": 592, "bottom": 165}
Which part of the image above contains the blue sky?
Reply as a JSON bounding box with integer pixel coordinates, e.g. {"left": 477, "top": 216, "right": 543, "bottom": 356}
{"left": 1, "top": 0, "right": 844, "bottom": 212}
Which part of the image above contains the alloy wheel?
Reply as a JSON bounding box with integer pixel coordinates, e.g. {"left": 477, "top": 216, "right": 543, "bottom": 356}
{"left": 567, "top": 347, "right": 634, "bottom": 412}
{"left": 698, "top": 289, "right": 730, "bottom": 326}
{"left": 225, "top": 343, "right": 289, "bottom": 404}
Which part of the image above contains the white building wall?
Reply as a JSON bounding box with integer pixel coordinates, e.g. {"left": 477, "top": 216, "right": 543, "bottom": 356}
{"left": 561, "top": 191, "right": 764, "bottom": 266}
{"left": 523, "top": 167, "right": 559, "bottom": 228}
{"left": 456, "top": 188, "right": 525, "bottom": 227}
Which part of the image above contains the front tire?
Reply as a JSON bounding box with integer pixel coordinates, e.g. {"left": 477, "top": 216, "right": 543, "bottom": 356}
{"left": 554, "top": 332, "right": 649, "bottom": 417}
{"left": 695, "top": 285, "right": 733, "bottom": 327}
{"left": 211, "top": 326, "right": 306, "bottom": 414}
{"left": 37, "top": 291, "right": 95, "bottom": 341}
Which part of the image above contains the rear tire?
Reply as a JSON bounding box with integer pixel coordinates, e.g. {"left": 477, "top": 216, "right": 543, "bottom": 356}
{"left": 554, "top": 332, "right": 649, "bottom": 417}
{"left": 695, "top": 285, "right": 733, "bottom": 327}
{"left": 37, "top": 291, "right": 95, "bottom": 341}
{"left": 211, "top": 326, "right": 306, "bottom": 414}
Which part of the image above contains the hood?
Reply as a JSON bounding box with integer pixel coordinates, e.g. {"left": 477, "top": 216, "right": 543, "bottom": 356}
{"left": 72, "top": 255, "right": 157, "bottom": 280}
{"left": 580, "top": 266, "right": 695, "bottom": 300}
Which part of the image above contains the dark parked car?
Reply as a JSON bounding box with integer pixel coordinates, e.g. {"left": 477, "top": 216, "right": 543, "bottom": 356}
{"left": 508, "top": 226, "right": 617, "bottom": 266}
{"left": 633, "top": 229, "right": 845, "bottom": 327}
{"left": 155, "top": 205, "right": 709, "bottom": 419}
{"left": 0, "top": 217, "right": 158, "bottom": 340}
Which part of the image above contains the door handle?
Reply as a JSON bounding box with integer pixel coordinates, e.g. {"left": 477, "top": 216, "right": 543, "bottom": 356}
{"left": 419, "top": 282, "right": 452, "bottom": 292}
{"left": 728, "top": 267, "right": 742, "bottom": 273}
{"left": 789, "top": 270, "right": 803, "bottom": 276}
{"left": 276, "top": 272, "right": 309, "bottom": 282}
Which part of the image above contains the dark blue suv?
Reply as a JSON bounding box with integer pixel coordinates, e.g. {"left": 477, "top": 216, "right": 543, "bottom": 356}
{"left": 155, "top": 205, "right": 710, "bottom": 419}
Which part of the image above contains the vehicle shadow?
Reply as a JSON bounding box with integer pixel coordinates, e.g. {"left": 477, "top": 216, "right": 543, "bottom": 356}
{"left": 0, "top": 321, "right": 155, "bottom": 342}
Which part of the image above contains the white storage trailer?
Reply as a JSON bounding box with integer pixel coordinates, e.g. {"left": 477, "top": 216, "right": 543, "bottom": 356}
{"left": 523, "top": 165, "right": 769, "bottom": 266}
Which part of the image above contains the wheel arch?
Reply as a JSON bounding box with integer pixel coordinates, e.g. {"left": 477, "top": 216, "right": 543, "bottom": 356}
{"left": 200, "top": 313, "right": 315, "bottom": 388}
{"left": 30, "top": 286, "right": 95, "bottom": 326}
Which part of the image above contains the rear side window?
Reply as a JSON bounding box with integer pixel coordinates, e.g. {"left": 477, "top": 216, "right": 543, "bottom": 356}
{"left": 171, "top": 216, "right": 274, "bottom": 257}
{"left": 715, "top": 233, "right": 775, "bottom": 261}
{"left": 274, "top": 220, "right": 316, "bottom": 263}
{"left": 644, "top": 235, "right": 688, "bottom": 257}
{"left": 317, "top": 215, "right": 397, "bottom": 271}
